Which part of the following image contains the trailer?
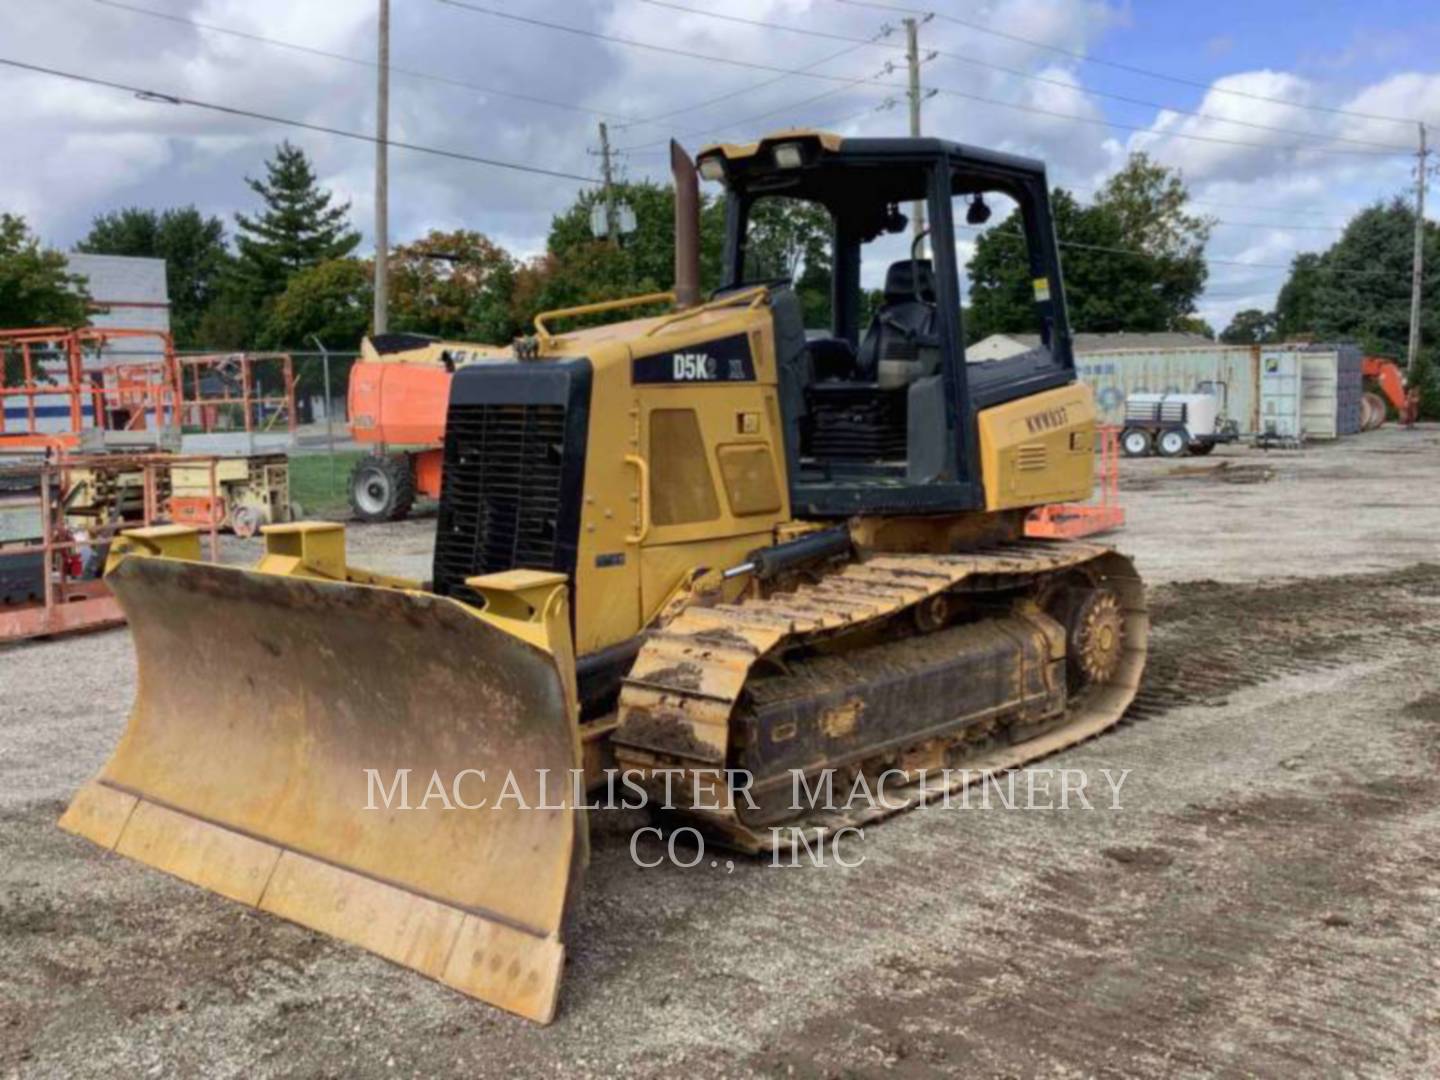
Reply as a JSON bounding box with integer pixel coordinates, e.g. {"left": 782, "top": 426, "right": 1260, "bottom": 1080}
{"left": 1120, "top": 393, "right": 1240, "bottom": 457}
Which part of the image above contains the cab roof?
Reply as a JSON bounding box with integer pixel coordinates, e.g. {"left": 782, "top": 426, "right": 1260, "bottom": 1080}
{"left": 695, "top": 129, "right": 1048, "bottom": 205}
{"left": 697, "top": 129, "right": 1045, "bottom": 176}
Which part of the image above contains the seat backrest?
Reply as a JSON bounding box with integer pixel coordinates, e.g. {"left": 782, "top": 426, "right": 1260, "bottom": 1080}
{"left": 857, "top": 259, "right": 938, "bottom": 380}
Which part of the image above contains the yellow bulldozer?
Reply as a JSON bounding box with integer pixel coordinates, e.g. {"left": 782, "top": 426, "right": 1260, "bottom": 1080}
{"left": 61, "top": 132, "right": 1148, "bottom": 1024}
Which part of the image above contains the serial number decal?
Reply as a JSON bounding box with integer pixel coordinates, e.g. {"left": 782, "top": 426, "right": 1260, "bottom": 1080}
{"left": 633, "top": 333, "right": 756, "bottom": 384}
{"left": 1025, "top": 405, "right": 1070, "bottom": 433}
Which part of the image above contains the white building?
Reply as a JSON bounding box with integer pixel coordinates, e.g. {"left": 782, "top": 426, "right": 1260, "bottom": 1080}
{"left": 66, "top": 252, "right": 171, "bottom": 364}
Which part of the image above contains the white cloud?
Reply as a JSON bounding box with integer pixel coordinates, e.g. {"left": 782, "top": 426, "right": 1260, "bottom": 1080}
{"left": 1, "top": 0, "right": 1435, "bottom": 336}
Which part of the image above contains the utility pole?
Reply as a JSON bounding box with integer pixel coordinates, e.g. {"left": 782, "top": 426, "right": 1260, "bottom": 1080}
{"left": 373, "top": 0, "right": 390, "bottom": 335}
{"left": 903, "top": 16, "right": 925, "bottom": 244}
{"left": 598, "top": 121, "right": 619, "bottom": 245}
{"left": 902, "top": 17, "right": 936, "bottom": 247}
{"left": 1406, "top": 121, "right": 1428, "bottom": 378}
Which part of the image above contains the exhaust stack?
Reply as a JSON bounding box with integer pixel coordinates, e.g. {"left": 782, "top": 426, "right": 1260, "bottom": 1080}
{"left": 671, "top": 140, "right": 701, "bottom": 308}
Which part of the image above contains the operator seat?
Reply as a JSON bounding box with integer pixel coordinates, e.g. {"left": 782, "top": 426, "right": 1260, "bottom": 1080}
{"left": 856, "top": 259, "right": 939, "bottom": 384}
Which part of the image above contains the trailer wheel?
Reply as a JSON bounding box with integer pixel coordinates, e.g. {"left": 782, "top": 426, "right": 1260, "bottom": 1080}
{"left": 1156, "top": 429, "right": 1189, "bottom": 457}
{"left": 1120, "top": 428, "right": 1153, "bottom": 457}
{"left": 349, "top": 454, "right": 416, "bottom": 523}
{"left": 230, "top": 505, "right": 262, "bottom": 538}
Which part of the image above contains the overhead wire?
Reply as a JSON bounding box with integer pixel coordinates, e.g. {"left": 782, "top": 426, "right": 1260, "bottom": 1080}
{"left": 957, "top": 222, "right": 1399, "bottom": 276}
{"left": 433, "top": 0, "right": 1406, "bottom": 158}
{"left": 821, "top": 0, "right": 1424, "bottom": 126}
{"left": 86, "top": 0, "right": 641, "bottom": 123}
{"left": 0, "top": 57, "right": 601, "bottom": 183}
{"left": 23, "top": 7, "right": 1408, "bottom": 295}
{"left": 633, "top": 0, "right": 1414, "bottom": 152}
{"left": 612, "top": 31, "right": 892, "bottom": 132}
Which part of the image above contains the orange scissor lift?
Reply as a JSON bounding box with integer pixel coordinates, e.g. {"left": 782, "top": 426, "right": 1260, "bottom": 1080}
{"left": 1025, "top": 424, "right": 1126, "bottom": 539}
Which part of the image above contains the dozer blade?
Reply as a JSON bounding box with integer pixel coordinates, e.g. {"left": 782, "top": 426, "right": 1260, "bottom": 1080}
{"left": 60, "top": 555, "right": 585, "bottom": 1024}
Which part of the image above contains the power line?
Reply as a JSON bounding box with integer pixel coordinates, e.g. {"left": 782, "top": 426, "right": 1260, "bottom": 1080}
{"left": 1207, "top": 219, "right": 1345, "bottom": 233}
{"left": 822, "top": 0, "right": 1422, "bottom": 126}
{"left": 85, "top": 0, "right": 642, "bottom": 124}
{"left": 620, "top": 94, "right": 897, "bottom": 156}
{"left": 957, "top": 221, "right": 1398, "bottom": 275}
{"left": 614, "top": 29, "right": 893, "bottom": 133}
{"left": 435, "top": 0, "right": 1401, "bottom": 158}
{"left": 928, "top": 84, "right": 1396, "bottom": 157}
{"left": 635, "top": 0, "right": 1412, "bottom": 152}
{"left": 0, "top": 57, "right": 600, "bottom": 183}
{"left": 434, "top": 0, "right": 875, "bottom": 78}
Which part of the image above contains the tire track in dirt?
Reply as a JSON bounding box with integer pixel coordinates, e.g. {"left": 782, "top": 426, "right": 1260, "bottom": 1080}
{"left": 736, "top": 564, "right": 1440, "bottom": 1079}
{"left": 1125, "top": 564, "right": 1440, "bottom": 724}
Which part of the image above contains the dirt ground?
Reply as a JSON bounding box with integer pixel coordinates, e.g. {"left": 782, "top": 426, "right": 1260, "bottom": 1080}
{"left": 3, "top": 425, "right": 1440, "bottom": 1079}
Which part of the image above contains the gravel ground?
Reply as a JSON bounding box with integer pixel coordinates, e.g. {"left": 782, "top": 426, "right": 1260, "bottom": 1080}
{"left": 2, "top": 425, "right": 1439, "bottom": 1078}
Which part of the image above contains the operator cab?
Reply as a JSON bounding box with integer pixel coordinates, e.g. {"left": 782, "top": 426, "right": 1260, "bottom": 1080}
{"left": 697, "top": 131, "right": 1076, "bottom": 517}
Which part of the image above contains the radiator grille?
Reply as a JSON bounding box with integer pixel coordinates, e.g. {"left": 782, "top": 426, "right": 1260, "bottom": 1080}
{"left": 433, "top": 402, "right": 571, "bottom": 601}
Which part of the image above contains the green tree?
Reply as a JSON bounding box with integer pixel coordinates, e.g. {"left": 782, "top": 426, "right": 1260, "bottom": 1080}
{"left": 743, "top": 197, "right": 833, "bottom": 327}
{"left": 1274, "top": 252, "right": 1324, "bottom": 339}
{"left": 1220, "top": 308, "right": 1278, "bottom": 344}
{"left": 1093, "top": 152, "right": 1212, "bottom": 323}
{"left": 545, "top": 181, "right": 727, "bottom": 296}
{"left": 969, "top": 191, "right": 1174, "bottom": 338}
{"left": 1176, "top": 316, "right": 1216, "bottom": 339}
{"left": 1285, "top": 199, "right": 1433, "bottom": 359}
{"left": 233, "top": 141, "right": 360, "bottom": 304}
{"left": 0, "top": 213, "right": 89, "bottom": 328}
{"left": 193, "top": 286, "right": 261, "bottom": 351}
{"left": 76, "top": 205, "right": 230, "bottom": 346}
{"left": 1258, "top": 197, "right": 1439, "bottom": 417}
{"left": 967, "top": 158, "right": 1211, "bottom": 342}
{"left": 260, "top": 257, "right": 371, "bottom": 350}
{"left": 387, "top": 230, "right": 518, "bottom": 341}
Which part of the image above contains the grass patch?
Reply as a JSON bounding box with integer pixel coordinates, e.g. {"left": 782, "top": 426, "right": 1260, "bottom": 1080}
{"left": 288, "top": 451, "right": 362, "bottom": 519}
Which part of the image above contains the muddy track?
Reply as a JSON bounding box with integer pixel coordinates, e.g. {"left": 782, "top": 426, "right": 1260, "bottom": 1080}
{"left": 1127, "top": 564, "right": 1440, "bottom": 723}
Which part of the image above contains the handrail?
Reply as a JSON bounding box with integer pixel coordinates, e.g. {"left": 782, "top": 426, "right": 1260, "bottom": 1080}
{"left": 642, "top": 285, "right": 770, "bottom": 338}
{"left": 623, "top": 454, "right": 650, "bottom": 544}
{"left": 533, "top": 291, "right": 677, "bottom": 348}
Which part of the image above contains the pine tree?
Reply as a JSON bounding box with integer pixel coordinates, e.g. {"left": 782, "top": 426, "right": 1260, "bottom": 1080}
{"left": 232, "top": 141, "right": 360, "bottom": 301}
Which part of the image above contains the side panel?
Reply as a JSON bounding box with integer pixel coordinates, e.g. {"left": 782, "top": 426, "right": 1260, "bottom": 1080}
{"left": 978, "top": 382, "right": 1095, "bottom": 511}
{"left": 572, "top": 346, "right": 645, "bottom": 655}
{"left": 625, "top": 312, "right": 791, "bottom": 624}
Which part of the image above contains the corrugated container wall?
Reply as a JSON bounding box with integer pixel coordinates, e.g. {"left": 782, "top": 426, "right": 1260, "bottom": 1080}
{"left": 1074, "top": 342, "right": 1363, "bottom": 438}
{"left": 1328, "top": 343, "right": 1363, "bottom": 436}
{"left": 1299, "top": 352, "right": 1339, "bottom": 439}
{"left": 1074, "top": 346, "right": 1259, "bottom": 432}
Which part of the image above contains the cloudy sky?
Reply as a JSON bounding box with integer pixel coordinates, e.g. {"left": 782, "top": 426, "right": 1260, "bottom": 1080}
{"left": 2, "top": 0, "right": 1438, "bottom": 332}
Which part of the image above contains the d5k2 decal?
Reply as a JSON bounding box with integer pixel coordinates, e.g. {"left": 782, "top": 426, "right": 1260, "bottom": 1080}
{"left": 633, "top": 333, "right": 756, "bottom": 384}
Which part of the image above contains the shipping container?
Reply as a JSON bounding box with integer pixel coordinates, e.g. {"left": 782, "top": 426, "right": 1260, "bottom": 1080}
{"left": 1073, "top": 342, "right": 1363, "bottom": 439}
{"left": 1074, "top": 346, "right": 1259, "bottom": 432}
{"left": 1259, "top": 350, "right": 1304, "bottom": 441}
{"left": 1300, "top": 352, "right": 1339, "bottom": 439}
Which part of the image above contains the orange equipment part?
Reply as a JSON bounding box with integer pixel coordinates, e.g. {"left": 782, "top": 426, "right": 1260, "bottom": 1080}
{"left": 412, "top": 447, "right": 444, "bottom": 500}
{"left": 347, "top": 360, "right": 452, "bottom": 448}
{"left": 1361, "top": 357, "right": 1408, "bottom": 415}
{"left": 168, "top": 495, "right": 224, "bottom": 529}
{"left": 1025, "top": 425, "right": 1126, "bottom": 539}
